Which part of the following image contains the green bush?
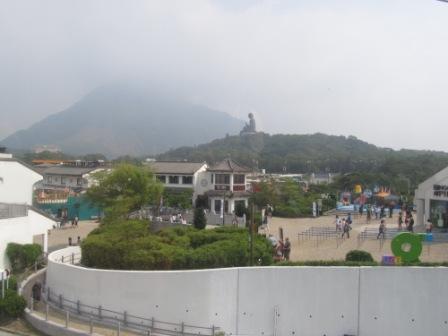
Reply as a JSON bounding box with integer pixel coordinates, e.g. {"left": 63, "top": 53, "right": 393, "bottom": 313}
{"left": 0, "top": 290, "right": 27, "bottom": 318}
{"left": 345, "top": 250, "right": 374, "bottom": 262}
{"left": 6, "top": 243, "right": 43, "bottom": 273}
{"left": 81, "top": 220, "right": 272, "bottom": 270}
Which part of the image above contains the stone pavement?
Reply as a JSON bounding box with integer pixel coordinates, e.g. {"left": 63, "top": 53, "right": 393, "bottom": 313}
{"left": 48, "top": 221, "right": 100, "bottom": 252}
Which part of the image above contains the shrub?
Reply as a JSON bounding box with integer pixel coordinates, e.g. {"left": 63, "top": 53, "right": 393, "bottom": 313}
{"left": 345, "top": 250, "right": 374, "bottom": 262}
{"left": 6, "top": 243, "right": 42, "bottom": 273}
{"left": 81, "top": 220, "right": 272, "bottom": 270}
{"left": 0, "top": 290, "right": 27, "bottom": 318}
{"left": 193, "top": 207, "right": 206, "bottom": 230}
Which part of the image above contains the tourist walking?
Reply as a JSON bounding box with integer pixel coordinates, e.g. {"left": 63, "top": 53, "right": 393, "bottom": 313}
{"left": 283, "top": 237, "right": 291, "bottom": 261}
{"left": 398, "top": 211, "right": 403, "bottom": 230}
{"left": 335, "top": 215, "right": 342, "bottom": 231}
{"left": 366, "top": 205, "right": 371, "bottom": 223}
{"left": 426, "top": 219, "right": 433, "bottom": 233}
{"left": 377, "top": 219, "right": 386, "bottom": 239}
{"left": 341, "top": 220, "right": 351, "bottom": 239}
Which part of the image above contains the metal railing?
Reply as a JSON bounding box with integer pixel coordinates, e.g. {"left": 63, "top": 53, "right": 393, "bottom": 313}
{"left": 44, "top": 288, "right": 218, "bottom": 336}
{"left": 50, "top": 254, "right": 220, "bottom": 335}
{"left": 297, "top": 227, "right": 346, "bottom": 247}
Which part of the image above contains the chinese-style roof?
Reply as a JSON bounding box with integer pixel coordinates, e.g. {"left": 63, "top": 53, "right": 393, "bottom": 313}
{"left": 148, "top": 161, "right": 206, "bottom": 175}
{"left": 207, "top": 159, "right": 252, "bottom": 173}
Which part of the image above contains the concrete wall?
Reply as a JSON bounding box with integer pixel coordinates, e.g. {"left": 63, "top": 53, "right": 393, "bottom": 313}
{"left": 0, "top": 160, "right": 42, "bottom": 205}
{"left": 47, "top": 247, "right": 448, "bottom": 336}
{"left": 0, "top": 209, "right": 55, "bottom": 269}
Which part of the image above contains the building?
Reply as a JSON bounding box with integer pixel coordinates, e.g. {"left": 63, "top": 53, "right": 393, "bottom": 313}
{"left": 0, "top": 152, "right": 42, "bottom": 205}
{"left": 34, "top": 164, "right": 106, "bottom": 221}
{"left": 146, "top": 161, "right": 208, "bottom": 204}
{"left": 39, "top": 166, "right": 104, "bottom": 191}
{"left": 309, "top": 172, "right": 338, "bottom": 185}
{"left": 147, "top": 159, "right": 253, "bottom": 214}
{"left": 0, "top": 150, "right": 56, "bottom": 270}
{"left": 206, "top": 159, "right": 252, "bottom": 214}
{"left": 415, "top": 166, "right": 448, "bottom": 229}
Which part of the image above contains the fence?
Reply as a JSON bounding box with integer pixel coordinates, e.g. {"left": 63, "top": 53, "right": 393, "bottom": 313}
{"left": 47, "top": 253, "right": 219, "bottom": 336}
{"left": 298, "top": 227, "right": 346, "bottom": 247}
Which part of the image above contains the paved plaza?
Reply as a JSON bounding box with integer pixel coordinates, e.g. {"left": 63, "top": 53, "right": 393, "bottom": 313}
{"left": 268, "top": 215, "right": 448, "bottom": 263}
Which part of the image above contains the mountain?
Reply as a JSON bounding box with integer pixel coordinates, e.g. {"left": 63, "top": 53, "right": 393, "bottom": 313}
{"left": 157, "top": 132, "right": 448, "bottom": 188}
{"left": 1, "top": 84, "right": 244, "bottom": 158}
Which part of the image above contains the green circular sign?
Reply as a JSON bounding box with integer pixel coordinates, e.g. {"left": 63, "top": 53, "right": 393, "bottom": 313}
{"left": 391, "top": 232, "right": 423, "bottom": 263}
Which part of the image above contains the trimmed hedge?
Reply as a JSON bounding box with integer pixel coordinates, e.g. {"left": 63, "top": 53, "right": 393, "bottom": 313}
{"left": 345, "top": 250, "right": 374, "bottom": 262}
{"left": 6, "top": 243, "right": 42, "bottom": 273}
{"left": 81, "top": 220, "right": 273, "bottom": 270}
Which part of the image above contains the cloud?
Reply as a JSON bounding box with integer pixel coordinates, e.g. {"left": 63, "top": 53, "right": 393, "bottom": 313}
{"left": 1, "top": 0, "right": 448, "bottom": 151}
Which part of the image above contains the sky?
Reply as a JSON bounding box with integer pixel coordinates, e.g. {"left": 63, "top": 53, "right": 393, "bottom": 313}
{"left": 1, "top": 0, "right": 448, "bottom": 151}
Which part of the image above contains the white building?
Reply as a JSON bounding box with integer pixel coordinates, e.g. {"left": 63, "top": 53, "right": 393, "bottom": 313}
{"left": 39, "top": 166, "right": 105, "bottom": 191}
{"left": 415, "top": 166, "right": 448, "bottom": 229}
{"left": 147, "top": 159, "right": 253, "bottom": 213}
{"left": 206, "top": 159, "right": 252, "bottom": 214}
{"left": 0, "top": 153, "right": 42, "bottom": 205}
{"left": 147, "top": 161, "right": 208, "bottom": 204}
{"left": 0, "top": 151, "right": 56, "bottom": 270}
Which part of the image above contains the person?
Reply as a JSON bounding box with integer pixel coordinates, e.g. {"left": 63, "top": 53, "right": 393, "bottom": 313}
{"left": 341, "top": 220, "right": 351, "bottom": 239}
{"left": 268, "top": 234, "right": 278, "bottom": 248}
{"left": 359, "top": 205, "right": 363, "bottom": 217}
{"left": 407, "top": 215, "right": 415, "bottom": 233}
{"left": 74, "top": 216, "right": 79, "bottom": 226}
{"left": 398, "top": 211, "right": 403, "bottom": 230}
{"left": 77, "top": 236, "right": 81, "bottom": 245}
{"left": 426, "top": 219, "right": 433, "bottom": 233}
{"left": 374, "top": 206, "right": 380, "bottom": 220}
{"left": 283, "top": 238, "right": 291, "bottom": 261}
{"left": 377, "top": 219, "right": 386, "bottom": 239}
{"left": 276, "top": 239, "right": 284, "bottom": 261}
{"left": 389, "top": 205, "right": 394, "bottom": 218}
{"left": 380, "top": 206, "right": 385, "bottom": 219}
{"left": 366, "top": 205, "right": 371, "bottom": 223}
{"left": 335, "top": 215, "right": 341, "bottom": 231}
{"left": 347, "top": 213, "right": 352, "bottom": 225}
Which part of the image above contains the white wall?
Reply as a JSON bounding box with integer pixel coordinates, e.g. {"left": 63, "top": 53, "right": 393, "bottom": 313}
{"left": 47, "top": 248, "right": 448, "bottom": 336}
{"left": 0, "top": 160, "right": 42, "bottom": 205}
{"left": 0, "top": 209, "right": 55, "bottom": 269}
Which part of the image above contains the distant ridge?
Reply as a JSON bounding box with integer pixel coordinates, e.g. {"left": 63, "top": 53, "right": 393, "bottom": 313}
{"left": 1, "top": 83, "right": 244, "bottom": 158}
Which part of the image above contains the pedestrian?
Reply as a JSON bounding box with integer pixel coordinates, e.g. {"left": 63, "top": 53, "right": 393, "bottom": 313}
{"left": 374, "top": 206, "right": 380, "bottom": 220}
{"left": 77, "top": 236, "right": 81, "bottom": 245}
{"left": 426, "top": 219, "right": 433, "bottom": 233}
{"left": 347, "top": 213, "right": 352, "bottom": 225}
{"left": 407, "top": 215, "right": 415, "bottom": 233}
{"left": 74, "top": 216, "right": 79, "bottom": 226}
{"left": 398, "top": 211, "right": 403, "bottom": 230}
{"left": 283, "top": 237, "right": 291, "bottom": 261}
{"left": 335, "top": 215, "right": 341, "bottom": 231}
{"left": 276, "top": 239, "right": 284, "bottom": 261}
{"left": 359, "top": 205, "right": 363, "bottom": 217}
{"left": 341, "top": 220, "right": 351, "bottom": 239}
{"left": 377, "top": 219, "right": 386, "bottom": 239}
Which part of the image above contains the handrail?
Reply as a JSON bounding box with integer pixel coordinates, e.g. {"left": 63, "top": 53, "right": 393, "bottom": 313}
{"left": 45, "top": 281, "right": 219, "bottom": 336}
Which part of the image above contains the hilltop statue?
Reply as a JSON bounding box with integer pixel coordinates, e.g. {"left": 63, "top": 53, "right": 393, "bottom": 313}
{"left": 240, "top": 113, "right": 257, "bottom": 135}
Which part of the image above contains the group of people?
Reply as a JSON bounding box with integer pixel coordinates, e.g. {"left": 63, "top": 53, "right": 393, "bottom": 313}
{"left": 335, "top": 213, "right": 353, "bottom": 238}
{"left": 397, "top": 210, "right": 415, "bottom": 232}
{"left": 268, "top": 235, "right": 291, "bottom": 261}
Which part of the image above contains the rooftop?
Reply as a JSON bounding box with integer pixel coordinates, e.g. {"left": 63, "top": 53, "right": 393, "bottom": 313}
{"left": 207, "top": 159, "right": 252, "bottom": 173}
{"left": 42, "top": 166, "right": 101, "bottom": 176}
{"left": 147, "top": 161, "right": 206, "bottom": 175}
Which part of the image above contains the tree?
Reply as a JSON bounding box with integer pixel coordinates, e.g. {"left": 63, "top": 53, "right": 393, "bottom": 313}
{"left": 193, "top": 207, "right": 207, "bottom": 230}
{"left": 86, "top": 164, "right": 163, "bottom": 219}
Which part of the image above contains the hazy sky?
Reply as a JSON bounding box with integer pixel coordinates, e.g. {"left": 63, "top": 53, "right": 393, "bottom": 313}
{"left": 1, "top": 0, "right": 448, "bottom": 151}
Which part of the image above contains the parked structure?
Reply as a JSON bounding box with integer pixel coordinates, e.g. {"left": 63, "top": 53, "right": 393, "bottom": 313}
{"left": 0, "top": 149, "right": 56, "bottom": 270}
{"left": 415, "top": 166, "right": 448, "bottom": 228}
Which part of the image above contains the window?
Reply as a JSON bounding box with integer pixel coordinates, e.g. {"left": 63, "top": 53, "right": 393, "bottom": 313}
{"left": 47, "top": 176, "right": 53, "bottom": 184}
{"left": 215, "top": 174, "right": 230, "bottom": 184}
{"left": 234, "top": 174, "right": 245, "bottom": 184}
{"left": 169, "top": 176, "right": 179, "bottom": 184}
{"left": 77, "top": 177, "right": 83, "bottom": 186}
{"left": 182, "top": 176, "right": 193, "bottom": 184}
{"left": 214, "top": 199, "right": 222, "bottom": 213}
{"left": 156, "top": 175, "right": 166, "bottom": 183}
{"left": 211, "top": 174, "right": 214, "bottom": 183}
{"left": 61, "top": 176, "right": 66, "bottom": 185}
